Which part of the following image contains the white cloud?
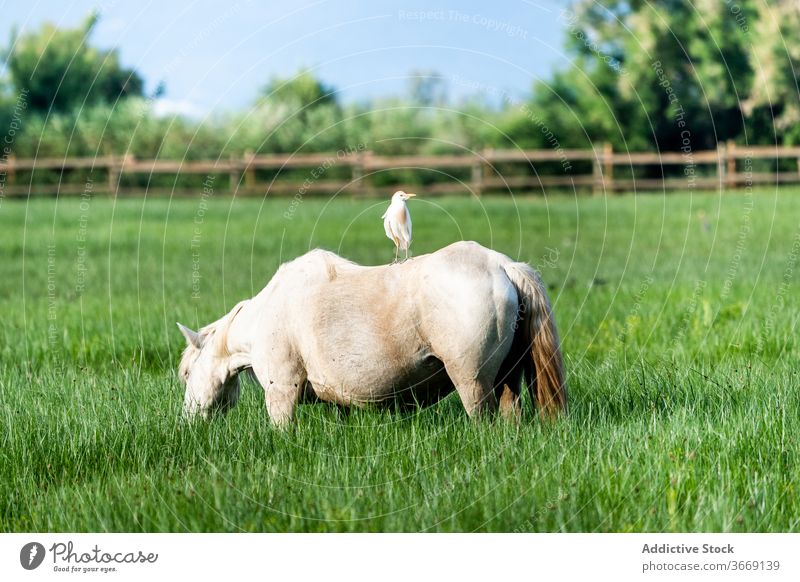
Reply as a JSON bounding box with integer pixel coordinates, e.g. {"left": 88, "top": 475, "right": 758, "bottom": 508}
{"left": 152, "top": 98, "right": 208, "bottom": 119}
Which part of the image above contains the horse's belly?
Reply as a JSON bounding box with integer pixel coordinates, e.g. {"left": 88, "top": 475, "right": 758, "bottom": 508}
{"left": 307, "top": 355, "right": 454, "bottom": 409}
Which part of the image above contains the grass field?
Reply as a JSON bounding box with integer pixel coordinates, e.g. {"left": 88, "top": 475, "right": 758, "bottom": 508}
{"left": 1, "top": 189, "right": 798, "bottom": 532}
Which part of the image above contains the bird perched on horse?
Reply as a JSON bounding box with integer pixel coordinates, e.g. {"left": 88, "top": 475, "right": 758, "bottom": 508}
{"left": 382, "top": 190, "right": 416, "bottom": 262}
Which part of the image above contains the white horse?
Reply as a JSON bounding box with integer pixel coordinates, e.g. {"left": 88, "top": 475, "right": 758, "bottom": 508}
{"left": 177, "top": 241, "right": 566, "bottom": 424}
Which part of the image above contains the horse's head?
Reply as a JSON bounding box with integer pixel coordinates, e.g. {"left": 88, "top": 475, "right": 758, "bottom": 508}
{"left": 177, "top": 322, "right": 241, "bottom": 419}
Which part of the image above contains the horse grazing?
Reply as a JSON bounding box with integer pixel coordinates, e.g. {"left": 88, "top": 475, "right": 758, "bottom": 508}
{"left": 177, "top": 241, "right": 566, "bottom": 424}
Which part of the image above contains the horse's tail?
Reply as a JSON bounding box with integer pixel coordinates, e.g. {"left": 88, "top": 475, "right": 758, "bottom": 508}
{"left": 502, "top": 261, "right": 567, "bottom": 418}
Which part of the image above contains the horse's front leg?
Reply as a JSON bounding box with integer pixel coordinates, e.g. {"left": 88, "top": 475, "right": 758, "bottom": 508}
{"left": 252, "top": 361, "right": 305, "bottom": 427}
{"left": 265, "top": 382, "right": 303, "bottom": 426}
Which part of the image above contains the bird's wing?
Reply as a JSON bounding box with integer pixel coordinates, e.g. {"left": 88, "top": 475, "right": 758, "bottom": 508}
{"left": 391, "top": 204, "right": 412, "bottom": 249}
{"left": 383, "top": 213, "right": 396, "bottom": 241}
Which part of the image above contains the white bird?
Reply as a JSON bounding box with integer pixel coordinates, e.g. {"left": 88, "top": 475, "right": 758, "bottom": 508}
{"left": 381, "top": 190, "right": 416, "bottom": 262}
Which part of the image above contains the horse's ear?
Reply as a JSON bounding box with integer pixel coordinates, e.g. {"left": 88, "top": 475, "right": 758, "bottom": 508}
{"left": 177, "top": 322, "right": 202, "bottom": 349}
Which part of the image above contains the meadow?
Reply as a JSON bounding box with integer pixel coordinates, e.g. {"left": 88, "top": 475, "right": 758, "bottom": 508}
{"left": 0, "top": 189, "right": 798, "bottom": 532}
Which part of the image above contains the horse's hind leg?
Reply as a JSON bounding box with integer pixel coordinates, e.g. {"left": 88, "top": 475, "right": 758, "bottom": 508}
{"left": 498, "top": 384, "right": 521, "bottom": 421}
{"left": 494, "top": 352, "right": 524, "bottom": 422}
{"left": 493, "top": 311, "right": 529, "bottom": 422}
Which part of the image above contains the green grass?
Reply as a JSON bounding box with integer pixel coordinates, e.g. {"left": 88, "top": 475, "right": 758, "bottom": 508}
{"left": 1, "top": 189, "right": 798, "bottom": 532}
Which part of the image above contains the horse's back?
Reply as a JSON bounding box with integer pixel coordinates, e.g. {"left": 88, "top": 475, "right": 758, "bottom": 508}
{"left": 290, "top": 241, "right": 520, "bottom": 357}
{"left": 281, "top": 255, "right": 425, "bottom": 404}
{"left": 266, "top": 242, "right": 521, "bottom": 407}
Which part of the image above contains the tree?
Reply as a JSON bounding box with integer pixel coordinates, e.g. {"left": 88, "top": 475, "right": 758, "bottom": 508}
{"left": 257, "top": 69, "right": 337, "bottom": 112}
{"left": 522, "top": 0, "right": 763, "bottom": 151}
{"left": 4, "top": 12, "right": 144, "bottom": 113}
{"left": 246, "top": 69, "right": 344, "bottom": 153}
{"left": 744, "top": 0, "right": 800, "bottom": 144}
{"left": 408, "top": 70, "right": 448, "bottom": 107}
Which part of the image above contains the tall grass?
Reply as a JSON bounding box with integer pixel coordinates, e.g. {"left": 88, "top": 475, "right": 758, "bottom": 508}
{"left": 0, "top": 189, "right": 798, "bottom": 531}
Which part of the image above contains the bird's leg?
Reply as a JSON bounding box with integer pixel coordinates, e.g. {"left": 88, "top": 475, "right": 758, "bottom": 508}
{"left": 405, "top": 247, "right": 410, "bottom": 261}
{"left": 393, "top": 244, "right": 399, "bottom": 264}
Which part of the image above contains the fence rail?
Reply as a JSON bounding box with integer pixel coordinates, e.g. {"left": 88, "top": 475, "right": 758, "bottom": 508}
{"left": 2, "top": 142, "right": 800, "bottom": 198}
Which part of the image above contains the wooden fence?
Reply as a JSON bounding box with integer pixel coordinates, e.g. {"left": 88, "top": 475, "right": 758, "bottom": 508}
{"left": 2, "top": 142, "right": 800, "bottom": 198}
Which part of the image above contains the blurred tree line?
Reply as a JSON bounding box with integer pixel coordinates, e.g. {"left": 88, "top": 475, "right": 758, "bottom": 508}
{"left": 0, "top": 3, "right": 798, "bottom": 167}
{"left": 536, "top": 0, "right": 800, "bottom": 150}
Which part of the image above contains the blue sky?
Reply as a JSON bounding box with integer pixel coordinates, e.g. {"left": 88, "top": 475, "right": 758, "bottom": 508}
{"left": 0, "top": 0, "right": 570, "bottom": 116}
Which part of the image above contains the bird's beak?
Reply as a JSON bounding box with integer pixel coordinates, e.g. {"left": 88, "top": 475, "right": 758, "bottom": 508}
{"left": 406, "top": 193, "right": 417, "bottom": 198}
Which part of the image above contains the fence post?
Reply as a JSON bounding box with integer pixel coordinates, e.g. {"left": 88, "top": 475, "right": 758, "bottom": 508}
{"left": 352, "top": 150, "right": 364, "bottom": 196}
{"left": 229, "top": 154, "right": 239, "bottom": 194}
{"left": 358, "top": 150, "right": 372, "bottom": 196}
{"left": 471, "top": 153, "right": 483, "bottom": 197}
{"left": 107, "top": 156, "right": 120, "bottom": 194}
{"left": 482, "top": 148, "right": 494, "bottom": 185}
{"left": 726, "top": 140, "right": 737, "bottom": 188}
{"left": 717, "top": 142, "right": 728, "bottom": 191}
{"left": 592, "top": 144, "right": 603, "bottom": 195}
{"left": 121, "top": 153, "right": 134, "bottom": 194}
{"left": 244, "top": 150, "right": 255, "bottom": 191}
{"left": 482, "top": 148, "right": 494, "bottom": 195}
{"left": 603, "top": 142, "right": 614, "bottom": 193}
{"left": 7, "top": 154, "right": 15, "bottom": 187}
